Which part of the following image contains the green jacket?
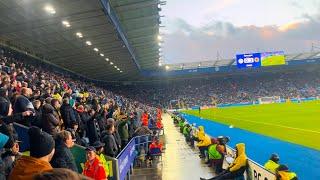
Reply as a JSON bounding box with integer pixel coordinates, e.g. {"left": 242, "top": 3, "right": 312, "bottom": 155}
{"left": 208, "top": 144, "right": 222, "bottom": 160}
{"left": 118, "top": 119, "right": 129, "bottom": 141}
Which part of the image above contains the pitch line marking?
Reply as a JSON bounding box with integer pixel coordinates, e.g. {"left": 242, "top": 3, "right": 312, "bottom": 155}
{"left": 209, "top": 114, "right": 320, "bottom": 134}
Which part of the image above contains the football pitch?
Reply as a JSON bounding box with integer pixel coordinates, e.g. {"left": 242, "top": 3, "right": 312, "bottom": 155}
{"left": 183, "top": 100, "right": 320, "bottom": 150}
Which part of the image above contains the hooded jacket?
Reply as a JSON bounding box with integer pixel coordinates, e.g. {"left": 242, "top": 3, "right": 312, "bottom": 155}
{"left": 197, "top": 126, "right": 205, "bottom": 140}
{"left": 229, "top": 143, "right": 247, "bottom": 172}
{"left": 9, "top": 155, "right": 52, "bottom": 180}
{"left": 42, "top": 104, "right": 60, "bottom": 135}
{"left": 197, "top": 134, "right": 211, "bottom": 147}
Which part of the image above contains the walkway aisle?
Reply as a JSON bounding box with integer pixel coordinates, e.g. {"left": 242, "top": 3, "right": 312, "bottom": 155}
{"left": 161, "top": 113, "right": 215, "bottom": 180}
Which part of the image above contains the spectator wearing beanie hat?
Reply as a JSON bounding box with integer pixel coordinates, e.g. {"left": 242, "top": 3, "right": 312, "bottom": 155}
{"left": 9, "top": 126, "right": 55, "bottom": 180}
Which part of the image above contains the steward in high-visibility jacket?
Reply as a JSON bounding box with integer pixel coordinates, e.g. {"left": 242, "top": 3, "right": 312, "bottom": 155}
{"left": 264, "top": 154, "right": 280, "bottom": 173}
{"left": 141, "top": 112, "right": 149, "bottom": 126}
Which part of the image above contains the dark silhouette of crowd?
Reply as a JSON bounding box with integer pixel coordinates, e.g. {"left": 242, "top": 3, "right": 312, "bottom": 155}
{"left": 0, "top": 48, "right": 159, "bottom": 179}
{"left": 111, "top": 70, "right": 320, "bottom": 108}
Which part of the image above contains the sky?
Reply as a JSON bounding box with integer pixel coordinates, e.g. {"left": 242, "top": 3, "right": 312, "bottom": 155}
{"left": 160, "top": 0, "right": 320, "bottom": 64}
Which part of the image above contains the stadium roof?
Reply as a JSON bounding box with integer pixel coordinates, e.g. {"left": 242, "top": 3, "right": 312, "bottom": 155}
{"left": 0, "top": 0, "right": 162, "bottom": 81}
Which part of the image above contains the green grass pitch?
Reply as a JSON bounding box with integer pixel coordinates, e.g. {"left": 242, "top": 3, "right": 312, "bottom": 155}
{"left": 183, "top": 100, "right": 320, "bottom": 150}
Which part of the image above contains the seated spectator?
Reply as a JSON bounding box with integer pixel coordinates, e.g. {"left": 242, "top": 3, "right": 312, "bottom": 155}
{"left": 9, "top": 126, "right": 55, "bottom": 180}
{"left": 200, "top": 143, "right": 247, "bottom": 180}
{"left": 264, "top": 153, "right": 280, "bottom": 173}
{"left": 275, "top": 164, "right": 298, "bottom": 180}
{"left": 33, "top": 168, "right": 90, "bottom": 180}
{"left": 196, "top": 126, "right": 211, "bottom": 158}
{"left": 207, "top": 137, "right": 229, "bottom": 173}
{"left": 50, "top": 130, "right": 78, "bottom": 172}
{"left": 83, "top": 146, "right": 107, "bottom": 180}
{"left": 149, "top": 136, "right": 163, "bottom": 153}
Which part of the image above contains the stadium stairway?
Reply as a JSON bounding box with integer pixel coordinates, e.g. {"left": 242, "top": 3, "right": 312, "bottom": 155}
{"left": 130, "top": 113, "right": 215, "bottom": 180}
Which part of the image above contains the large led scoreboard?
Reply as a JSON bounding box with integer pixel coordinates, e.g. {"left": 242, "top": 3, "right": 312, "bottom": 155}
{"left": 236, "top": 51, "right": 286, "bottom": 69}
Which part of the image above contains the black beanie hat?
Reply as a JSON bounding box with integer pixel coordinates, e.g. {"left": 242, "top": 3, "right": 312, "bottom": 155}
{"left": 28, "top": 126, "right": 55, "bottom": 158}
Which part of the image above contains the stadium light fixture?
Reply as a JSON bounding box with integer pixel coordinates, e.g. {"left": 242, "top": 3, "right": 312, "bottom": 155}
{"left": 62, "top": 21, "right": 71, "bottom": 28}
{"left": 159, "top": 62, "right": 162, "bottom": 66}
{"left": 158, "top": 42, "right": 162, "bottom": 46}
{"left": 120, "top": 71, "right": 123, "bottom": 73}
{"left": 117, "top": 68, "right": 120, "bottom": 71}
{"left": 110, "top": 62, "right": 114, "bottom": 65}
{"left": 93, "top": 48, "right": 99, "bottom": 52}
{"left": 44, "top": 5, "right": 56, "bottom": 14}
{"left": 114, "top": 66, "right": 117, "bottom": 68}
{"left": 198, "top": 63, "right": 201, "bottom": 67}
{"left": 76, "top": 32, "right": 83, "bottom": 38}
{"left": 86, "top": 41, "right": 92, "bottom": 46}
{"left": 157, "top": 35, "right": 162, "bottom": 41}
{"left": 100, "top": 53, "right": 104, "bottom": 57}
{"left": 165, "top": 65, "right": 170, "bottom": 70}
{"left": 105, "top": 58, "right": 109, "bottom": 61}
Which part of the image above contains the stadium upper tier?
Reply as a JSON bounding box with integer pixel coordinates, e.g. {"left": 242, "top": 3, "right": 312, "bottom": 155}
{"left": 164, "top": 51, "right": 320, "bottom": 71}
{"left": 0, "top": 0, "right": 162, "bottom": 81}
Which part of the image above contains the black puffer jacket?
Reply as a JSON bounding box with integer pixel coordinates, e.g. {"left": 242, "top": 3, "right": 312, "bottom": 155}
{"left": 42, "top": 104, "right": 60, "bottom": 135}
{"left": 60, "top": 103, "right": 76, "bottom": 129}
{"left": 50, "top": 138, "right": 78, "bottom": 172}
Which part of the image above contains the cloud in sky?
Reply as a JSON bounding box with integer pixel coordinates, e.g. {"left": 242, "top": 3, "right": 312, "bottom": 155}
{"left": 161, "top": 0, "right": 320, "bottom": 64}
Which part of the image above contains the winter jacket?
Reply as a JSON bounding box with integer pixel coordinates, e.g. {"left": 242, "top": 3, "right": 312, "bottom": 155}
{"left": 197, "top": 126, "right": 205, "bottom": 140}
{"left": 50, "top": 139, "right": 78, "bottom": 172}
{"left": 264, "top": 160, "right": 280, "bottom": 173}
{"left": 197, "top": 134, "right": 211, "bottom": 147}
{"left": 229, "top": 143, "right": 247, "bottom": 172}
{"left": 9, "top": 155, "right": 52, "bottom": 180}
{"left": 102, "top": 131, "right": 118, "bottom": 157}
{"left": 83, "top": 157, "right": 107, "bottom": 180}
{"left": 42, "top": 104, "right": 60, "bottom": 135}
{"left": 87, "top": 116, "right": 100, "bottom": 145}
{"left": 118, "top": 119, "right": 129, "bottom": 142}
{"left": 276, "top": 171, "right": 297, "bottom": 180}
{"left": 133, "top": 126, "right": 153, "bottom": 137}
{"left": 60, "top": 103, "right": 76, "bottom": 129}
{"left": 1, "top": 150, "right": 21, "bottom": 178}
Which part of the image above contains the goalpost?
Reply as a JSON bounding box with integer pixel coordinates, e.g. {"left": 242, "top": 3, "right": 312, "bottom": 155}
{"left": 258, "top": 96, "right": 281, "bottom": 104}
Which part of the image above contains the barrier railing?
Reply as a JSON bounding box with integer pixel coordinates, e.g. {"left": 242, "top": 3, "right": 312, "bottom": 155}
{"left": 169, "top": 113, "right": 276, "bottom": 180}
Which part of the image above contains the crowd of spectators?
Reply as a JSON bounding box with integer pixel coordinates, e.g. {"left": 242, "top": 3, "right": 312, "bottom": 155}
{"left": 112, "top": 70, "right": 320, "bottom": 108}
{"left": 0, "top": 49, "right": 162, "bottom": 179}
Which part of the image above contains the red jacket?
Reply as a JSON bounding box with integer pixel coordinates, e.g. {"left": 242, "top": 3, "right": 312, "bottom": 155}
{"left": 83, "top": 157, "right": 107, "bottom": 180}
{"left": 149, "top": 142, "right": 163, "bottom": 152}
{"left": 141, "top": 113, "right": 149, "bottom": 126}
{"left": 156, "top": 120, "right": 163, "bottom": 129}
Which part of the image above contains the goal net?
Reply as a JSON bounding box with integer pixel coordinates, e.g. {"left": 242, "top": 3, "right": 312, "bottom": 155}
{"left": 258, "top": 96, "right": 281, "bottom": 104}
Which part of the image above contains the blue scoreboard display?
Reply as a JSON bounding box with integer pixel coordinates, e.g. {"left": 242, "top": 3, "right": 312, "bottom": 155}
{"left": 236, "top": 53, "right": 261, "bottom": 68}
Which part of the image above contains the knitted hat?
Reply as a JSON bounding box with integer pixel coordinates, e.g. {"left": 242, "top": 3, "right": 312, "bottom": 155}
{"left": 28, "top": 126, "right": 55, "bottom": 158}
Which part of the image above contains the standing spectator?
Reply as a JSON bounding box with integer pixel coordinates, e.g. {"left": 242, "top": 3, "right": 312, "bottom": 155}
{"left": 50, "top": 130, "right": 78, "bottom": 172}
{"left": 83, "top": 146, "right": 107, "bottom": 180}
{"left": 0, "top": 133, "right": 9, "bottom": 179}
{"left": 51, "top": 99, "right": 63, "bottom": 130}
{"left": 102, "top": 123, "right": 118, "bottom": 158}
{"left": 32, "top": 100, "right": 42, "bottom": 128}
{"left": 13, "top": 87, "right": 34, "bottom": 126}
{"left": 86, "top": 109, "right": 100, "bottom": 145}
{"left": 117, "top": 114, "right": 129, "bottom": 149}
{"left": 9, "top": 127, "right": 55, "bottom": 180}
{"left": 42, "top": 104, "right": 60, "bottom": 135}
{"left": 264, "top": 154, "right": 280, "bottom": 173}
{"left": 60, "top": 98, "right": 76, "bottom": 129}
